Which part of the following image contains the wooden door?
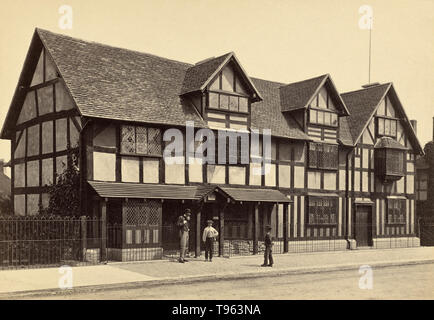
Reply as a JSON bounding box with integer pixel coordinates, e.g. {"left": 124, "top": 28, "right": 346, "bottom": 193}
{"left": 355, "top": 206, "right": 372, "bottom": 247}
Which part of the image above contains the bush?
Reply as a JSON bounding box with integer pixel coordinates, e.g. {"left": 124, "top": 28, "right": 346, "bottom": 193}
{"left": 39, "top": 152, "right": 80, "bottom": 217}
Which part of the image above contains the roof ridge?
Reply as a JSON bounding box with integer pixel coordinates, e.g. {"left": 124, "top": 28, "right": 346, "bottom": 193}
{"left": 192, "top": 52, "right": 232, "bottom": 66}
{"left": 341, "top": 82, "right": 391, "bottom": 96}
{"left": 250, "top": 76, "right": 286, "bottom": 87}
{"left": 280, "top": 74, "right": 328, "bottom": 88}
{"left": 36, "top": 28, "right": 194, "bottom": 68}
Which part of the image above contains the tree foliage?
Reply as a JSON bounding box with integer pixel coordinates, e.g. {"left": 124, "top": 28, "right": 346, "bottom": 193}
{"left": 0, "top": 195, "right": 13, "bottom": 215}
{"left": 39, "top": 153, "right": 80, "bottom": 217}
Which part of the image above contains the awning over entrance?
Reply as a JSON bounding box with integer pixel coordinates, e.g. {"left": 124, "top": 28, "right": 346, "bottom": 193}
{"left": 216, "top": 187, "right": 292, "bottom": 203}
{"left": 88, "top": 181, "right": 215, "bottom": 200}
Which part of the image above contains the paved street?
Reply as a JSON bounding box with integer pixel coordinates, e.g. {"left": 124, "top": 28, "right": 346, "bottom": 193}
{"left": 32, "top": 263, "right": 433, "bottom": 300}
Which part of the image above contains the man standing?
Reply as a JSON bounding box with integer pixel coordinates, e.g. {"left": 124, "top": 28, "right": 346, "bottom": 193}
{"left": 177, "top": 208, "right": 191, "bottom": 263}
{"left": 202, "top": 220, "right": 219, "bottom": 262}
{"left": 261, "top": 225, "right": 274, "bottom": 267}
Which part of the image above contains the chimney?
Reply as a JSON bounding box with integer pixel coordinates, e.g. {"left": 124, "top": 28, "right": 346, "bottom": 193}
{"left": 362, "top": 82, "right": 381, "bottom": 88}
{"left": 410, "top": 120, "right": 417, "bottom": 136}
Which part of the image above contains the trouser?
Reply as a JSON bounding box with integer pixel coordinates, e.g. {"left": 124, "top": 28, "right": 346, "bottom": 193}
{"left": 205, "top": 238, "right": 213, "bottom": 260}
{"left": 179, "top": 231, "right": 189, "bottom": 260}
{"left": 263, "top": 246, "right": 273, "bottom": 265}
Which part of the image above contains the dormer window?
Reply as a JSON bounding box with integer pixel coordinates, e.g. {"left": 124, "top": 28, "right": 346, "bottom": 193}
{"left": 309, "top": 109, "right": 338, "bottom": 127}
{"left": 308, "top": 86, "right": 338, "bottom": 127}
{"left": 208, "top": 64, "right": 250, "bottom": 114}
{"left": 377, "top": 117, "right": 397, "bottom": 138}
{"left": 209, "top": 92, "right": 248, "bottom": 113}
{"left": 376, "top": 95, "right": 398, "bottom": 138}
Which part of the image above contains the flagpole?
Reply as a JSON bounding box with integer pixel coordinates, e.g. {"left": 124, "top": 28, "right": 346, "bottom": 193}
{"left": 368, "top": 17, "right": 372, "bottom": 84}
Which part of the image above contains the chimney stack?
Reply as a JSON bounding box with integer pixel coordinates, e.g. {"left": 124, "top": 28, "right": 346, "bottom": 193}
{"left": 410, "top": 120, "right": 417, "bottom": 136}
{"left": 362, "top": 82, "right": 381, "bottom": 88}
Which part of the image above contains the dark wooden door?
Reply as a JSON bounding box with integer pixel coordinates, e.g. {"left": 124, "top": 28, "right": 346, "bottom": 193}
{"left": 355, "top": 206, "right": 372, "bottom": 247}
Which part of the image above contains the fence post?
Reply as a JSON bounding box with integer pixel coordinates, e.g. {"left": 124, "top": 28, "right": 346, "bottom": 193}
{"left": 81, "top": 216, "right": 87, "bottom": 262}
{"left": 101, "top": 199, "right": 107, "bottom": 262}
{"left": 283, "top": 204, "right": 288, "bottom": 253}
{"left": 195, "top": 208, "right": 201, "bottom": 258}
{"left": 253, "top": 203, "right": 259, "bottom": 255}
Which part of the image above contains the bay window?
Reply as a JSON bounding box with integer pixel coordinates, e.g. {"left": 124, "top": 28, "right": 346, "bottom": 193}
{"left": 374, "top": 146, "right": 405, "bottom": 181}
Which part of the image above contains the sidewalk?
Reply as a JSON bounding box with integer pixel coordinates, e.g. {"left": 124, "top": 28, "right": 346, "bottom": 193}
{"left": 1, "top": 247, "right": 433, "bottom": 298}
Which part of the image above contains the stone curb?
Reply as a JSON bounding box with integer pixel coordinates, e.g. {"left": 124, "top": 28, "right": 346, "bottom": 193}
{"left": 2, "top": 258, "right": 433, "bottom": 299}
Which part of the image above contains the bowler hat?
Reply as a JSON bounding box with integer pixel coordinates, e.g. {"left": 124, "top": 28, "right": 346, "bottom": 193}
{"left": 206, "top": 220, "right": 213, "bottom": 224}
{"left": 265, "top": 225, "right": 272, "bottom": 230}
{"left": 184, "top": 208, "right": 191, "bottom": 216}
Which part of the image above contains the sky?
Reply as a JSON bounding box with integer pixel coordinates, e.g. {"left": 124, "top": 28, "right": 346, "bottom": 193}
{"left": 0, "top": 0, "right": 433, "bottom": 175}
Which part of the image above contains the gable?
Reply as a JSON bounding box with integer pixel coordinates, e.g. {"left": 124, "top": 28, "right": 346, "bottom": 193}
{"left": 344, "top": 84, "right": 423, "bottom": 154}
{"left": 309, "top": 83, "right": 337, "bottom": 112}
{"left": 280, "top": 75, "right": 349, "bottom": 116}
{"left": 15, "top": 48, "right": 75, "bottom": 128}
{"left": 209, "top": 63, "right": 249, "bottom": 95}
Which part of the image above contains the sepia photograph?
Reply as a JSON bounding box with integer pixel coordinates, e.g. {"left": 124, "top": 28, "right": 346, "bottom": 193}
{"left": 0, "top": 0, "right": 433, "bottom": 307}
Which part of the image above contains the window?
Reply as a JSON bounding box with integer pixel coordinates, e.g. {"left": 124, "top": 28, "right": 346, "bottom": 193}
{"left": 225, "top": 205, "right": 248, "bottom": 239}
{"left": 377, "top": 117, "right": 397, "bottom": 137}
{"left": 386, "top": 149, "right": 404, "bottom": 175}
{"left": 387, "top": 199, "right": 406, "bottom": 224}
{"left": 416, "top": 172, "right": 428, "bottom": 201}
{"left": 309, "top": 142, "right": 338, "bottom": 170}
{"left": 309, "top": 108, "right": 338, "bottom": 127}
{"left": 308, "top": 197, "right": 338, "bottom": 225}
{"left": 375, "top": 148, "right": 405, "bottom": 181}
{"left": 208, "top": 92, "right": 249, "bottom": 113}
{"left": 120, "top": 125, "right": 161, "bottom": 155}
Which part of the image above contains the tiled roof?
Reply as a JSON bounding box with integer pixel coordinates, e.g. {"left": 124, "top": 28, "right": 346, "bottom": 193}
{"left": 341, "top": 84, "right": 391, "bottom": 143}
{"left": 218, "top": 187, "right": 292, "bottom": 203}
{"left": 250, "top": 78, "right": 310, "bottom": 140}
{"left": 37, "top": 29, "right": 207, "bottom": 128}
{"left": 338, "top": 116, "right": 354, "bottom": 146}
{"left": 180, "top": 53, "right": 232, "bottom": 95}
{"left": 374, "top": 136, "right": 407, "bottom": 150}
{"left": 88, "top": 181, "right": 215, "bottom": 200}
{"left": 36, "top": 29, "right": 307, "bottom": 140}
{"left": 279, "top": 74, "right": 328, "bottom": 112}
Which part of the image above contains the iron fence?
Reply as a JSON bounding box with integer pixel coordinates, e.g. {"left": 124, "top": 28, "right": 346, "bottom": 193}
{"left": 0, "top": 216, "right": 104, "bottom": 270}
{"left": 225, "top": 223, "right": 421, "bottom": 257}
{"left": 0, "top": 218, "right": 423, "bottom": 268}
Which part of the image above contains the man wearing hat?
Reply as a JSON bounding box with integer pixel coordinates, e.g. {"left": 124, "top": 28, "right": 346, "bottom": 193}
{"left": 202, "top": 219, "right": 219, "bottom": 262}
{"left": 177, "top": 208, "right": 191, "bottom": 263}
{"left": 261, "top": 225, "right": 274, "bottom": 267}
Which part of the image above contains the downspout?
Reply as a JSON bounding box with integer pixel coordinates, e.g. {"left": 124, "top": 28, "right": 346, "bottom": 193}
{"left": 78, "top": 118, "right": 91, "bottom": 216}
{"left": 345, "top": 147, "right": 353, "bottom": 249}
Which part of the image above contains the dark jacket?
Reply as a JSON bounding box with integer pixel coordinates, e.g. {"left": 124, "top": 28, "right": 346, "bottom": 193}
{"left": 264, "top": 233, "right": 273, "bottom": 247}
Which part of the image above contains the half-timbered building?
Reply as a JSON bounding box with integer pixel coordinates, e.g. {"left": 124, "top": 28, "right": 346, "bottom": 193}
{"left": 0, "top": 29, "right": 424, "bottom": 261}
